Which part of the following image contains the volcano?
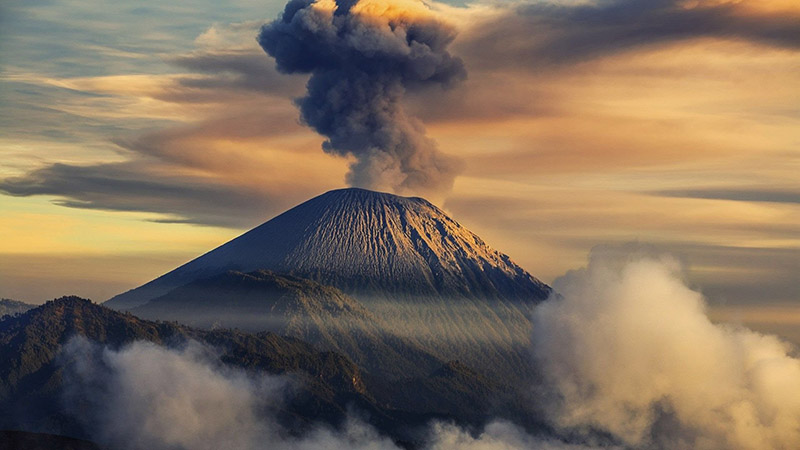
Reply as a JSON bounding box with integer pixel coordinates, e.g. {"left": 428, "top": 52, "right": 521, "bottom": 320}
{"left": 105, "top": 188, "right": 550, "bottom": 380}
{"left": 107, "top": 188, "right": 548, "bottom": 309}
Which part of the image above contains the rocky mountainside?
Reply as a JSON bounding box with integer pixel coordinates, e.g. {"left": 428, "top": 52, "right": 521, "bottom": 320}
{"left": 0, "top": 297, "right": 530, "bottom": 445}
{"left": 106, "top": 188, "right": 549, "bottom": 310}
{"left": 132, "top": 270, "right": 443, "bottom": 379}
{"left": 0, "top": 296, "right": 367, "bottom": 439}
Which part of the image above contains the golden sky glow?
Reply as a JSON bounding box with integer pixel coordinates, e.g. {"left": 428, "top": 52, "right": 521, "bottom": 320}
{"left": 1, "top": 0, "right": 798, "bottom": 345}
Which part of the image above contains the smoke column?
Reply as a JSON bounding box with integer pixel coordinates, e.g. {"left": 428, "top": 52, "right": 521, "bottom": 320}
{"left": 259, "top": 0, "right": 465, "bottom": 195}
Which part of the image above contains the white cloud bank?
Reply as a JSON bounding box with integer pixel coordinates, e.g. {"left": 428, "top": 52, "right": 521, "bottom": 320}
{"left": 532, "top": 245, "right": 800, "bottom": 450}
{"left": 62, "top": 338, "right": 589, "bottom": 450}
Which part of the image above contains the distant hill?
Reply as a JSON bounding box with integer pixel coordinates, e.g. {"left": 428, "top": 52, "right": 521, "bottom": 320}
{"left": 0, "top": 299, "right": 35, "bottom": 319}
{"left": 0, "top": 297, "right": 536, "bottom": 445}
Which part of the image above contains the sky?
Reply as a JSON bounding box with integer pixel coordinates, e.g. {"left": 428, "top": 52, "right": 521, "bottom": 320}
{"left": 0, "top": 0, "right": 798, "bottom": 339}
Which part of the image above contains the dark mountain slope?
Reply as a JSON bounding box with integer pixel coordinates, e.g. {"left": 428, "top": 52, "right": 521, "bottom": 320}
{"left": 0, "top": 297, "right": 370, "bottom": 440}
{"left": 106, "top": 188, "right": 549, "bottom": 310}
{"left": 0, "top": 297, "right": 527, "bottom": 445}
{"left": 132, "top": 270, "right": 442, "bottom": 379}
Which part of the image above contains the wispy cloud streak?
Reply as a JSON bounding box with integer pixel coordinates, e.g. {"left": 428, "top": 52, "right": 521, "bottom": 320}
{"left": 459, "top": 0, "right": 800, "bottom": 70}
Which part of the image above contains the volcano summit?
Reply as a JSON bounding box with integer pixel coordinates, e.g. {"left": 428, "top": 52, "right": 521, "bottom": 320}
{"left": 107, "top": 188, "right": 548, "bottom": 309}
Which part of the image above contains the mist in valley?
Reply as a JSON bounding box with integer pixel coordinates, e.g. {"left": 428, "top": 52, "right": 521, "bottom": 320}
{"left": 51, "top": 246, "right": 800, "bottom": 450}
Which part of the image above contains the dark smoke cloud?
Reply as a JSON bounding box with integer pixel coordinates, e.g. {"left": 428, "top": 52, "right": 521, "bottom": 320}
{"left": 258, "top": 0, "right": 466, "bottom": 196}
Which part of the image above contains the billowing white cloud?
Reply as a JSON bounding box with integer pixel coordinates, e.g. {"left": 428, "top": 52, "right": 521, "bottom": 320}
{"left": 531, "top": 245, "right": 800, "bottom": 450}
{"left": 426, "top": 421, "right": 609, "bottom": 450}
{"left": 61, "top": 336, "right": 608, "bottom": 450}
{"left": 61, "top": 338, "right": 286, "bottom": 450}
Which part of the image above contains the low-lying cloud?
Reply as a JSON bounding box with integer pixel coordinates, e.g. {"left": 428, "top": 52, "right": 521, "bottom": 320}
{"left": 59, "top": 337, "right": 594, "bottom": 450}
{"left": 427, "top": 421, "right": 607, "bottom": 450}
{"left": 57, "top": 244, "right": 800, "bottom": 449}
{"left": 61, "top": 339, "right": 286, "bottom": 450}
{"left": 62, "top": 338, "right": 416, "bottom": 450}
{"left": 532, "top": 245, "right": 800, "bottom": 449}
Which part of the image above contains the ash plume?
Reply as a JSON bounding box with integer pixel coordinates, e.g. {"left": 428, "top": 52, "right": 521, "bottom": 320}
{"left": 258, "top": 0, "right": 466, "bottom": 196}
